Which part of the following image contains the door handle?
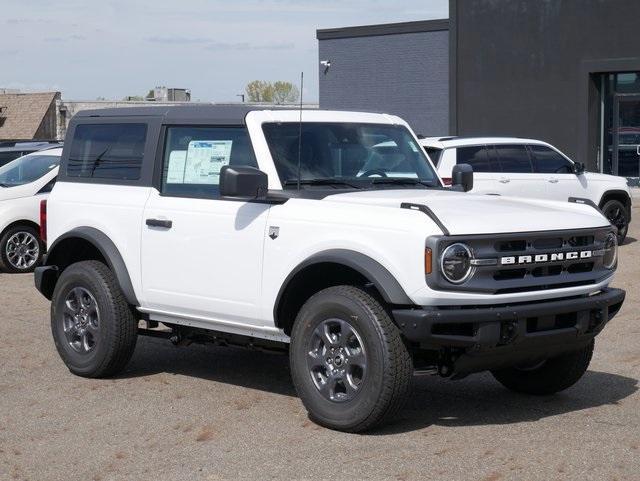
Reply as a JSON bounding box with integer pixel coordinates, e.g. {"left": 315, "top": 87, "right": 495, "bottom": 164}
{"left": 499, "top": 178, "right": 510, "bottom": 184}
{"left": 146, "top": 218, "right": 172, "bottom": 228}
{"left": 636, "top": 145, "right": 640, "bottom": 156}
{"left": 548, "top": 178, "right": 559, "bottom": 183}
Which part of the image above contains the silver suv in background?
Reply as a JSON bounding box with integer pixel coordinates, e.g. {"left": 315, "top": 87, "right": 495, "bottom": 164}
{"left": 421, "top": 137, "right": 632, "bottom": 243}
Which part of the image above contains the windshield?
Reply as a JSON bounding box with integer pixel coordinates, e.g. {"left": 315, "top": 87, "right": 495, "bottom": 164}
{"left": 0, "top": 154, "right": 59, "bottom": 187}
{"left": 262, "top": 122, "right": 439, "bottom": 189}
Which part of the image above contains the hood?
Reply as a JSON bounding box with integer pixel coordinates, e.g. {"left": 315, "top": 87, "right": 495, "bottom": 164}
{"left": 583, "top": 171, "right": 631, "bottom": 188}
{"left": 323, "top": 189, "right": 610, "bottom": 235}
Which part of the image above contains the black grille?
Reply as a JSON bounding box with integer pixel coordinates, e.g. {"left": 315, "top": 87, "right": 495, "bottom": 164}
{"left": 427, "top": 227, "right": 614, "bottom": 294}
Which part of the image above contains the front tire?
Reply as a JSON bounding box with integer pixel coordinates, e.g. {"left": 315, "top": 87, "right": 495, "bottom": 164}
{"left": 0, "top": 225, "right": 43, "bottom": 273}
{"left": 601, "top": 199, "right": 629, "bottom": 244}
{"left": 51, "top": 260, "right": 138, "bottom": 378}
{"left": 289, "top": 285, "right": 412, "bottom": 432}
{"left": 491, "top": 340, "right": 594, "bottom": 395}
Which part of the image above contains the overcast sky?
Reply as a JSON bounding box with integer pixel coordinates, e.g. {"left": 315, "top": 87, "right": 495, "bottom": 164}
{"left": 1, "top": 0, "right": 448, "bottom": 102}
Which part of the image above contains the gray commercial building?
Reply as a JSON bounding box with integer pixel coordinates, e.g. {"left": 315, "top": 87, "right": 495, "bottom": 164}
{"left": 317, "top": 0, "right": 640, "bottom": 182}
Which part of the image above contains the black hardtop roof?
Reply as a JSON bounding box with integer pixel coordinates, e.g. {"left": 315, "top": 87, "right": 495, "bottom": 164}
{"left": 75, "top": 104, "right": 321, "bottom": 125}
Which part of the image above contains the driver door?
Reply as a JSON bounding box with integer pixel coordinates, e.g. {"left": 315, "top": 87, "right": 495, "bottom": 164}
{"left": 140, "top": 125, "right": 270, "bottom": 327}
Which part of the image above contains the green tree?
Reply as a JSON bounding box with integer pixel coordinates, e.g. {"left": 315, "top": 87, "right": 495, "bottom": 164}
{"left": 272, "top": 81, "right": 299, "bottom": 104}
{"left": 245, "top": 80, "right": 274, "bottom": 102}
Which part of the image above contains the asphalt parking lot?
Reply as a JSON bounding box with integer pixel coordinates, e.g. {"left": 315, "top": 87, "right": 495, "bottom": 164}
{"left": 1, "top": 209, "right": 639, "bottom": 481}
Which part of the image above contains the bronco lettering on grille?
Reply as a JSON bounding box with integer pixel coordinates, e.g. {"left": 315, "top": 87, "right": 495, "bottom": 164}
{"left": 501, "top": 250, "right": 593, "bottom": 266}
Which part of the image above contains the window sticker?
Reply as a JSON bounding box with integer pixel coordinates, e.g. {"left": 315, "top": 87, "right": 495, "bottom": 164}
{"left": 166, "top": 150, "right": 187, "bottom": 184}
{"left": 184, "top": 140, "right": 233, "bottom": 184}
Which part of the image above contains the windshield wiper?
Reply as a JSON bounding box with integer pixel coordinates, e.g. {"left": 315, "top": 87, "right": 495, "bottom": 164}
{"left": 0, "top": 183, "right": 11, "bottom": 188}
{"left": 283, "top": 178, "right": 360, "bottom": 189}
{"left": 371, "top": 178, "right": 435, "bottom": 188}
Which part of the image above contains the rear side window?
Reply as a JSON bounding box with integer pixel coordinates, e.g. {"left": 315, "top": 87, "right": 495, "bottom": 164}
{"left": 161, "top": 126, "right": 257, "bottom": 199}
{"left": 456, "top": 145, "right": 497, "bottom": 172}
{"left": 492, "top": 145, "right": 533, "bottom": 173}
{"left": 529, "top": 145, "right": 573, "bottom": 174}
{"left": 67, "top": 124, "right": 147, "bottom": 180}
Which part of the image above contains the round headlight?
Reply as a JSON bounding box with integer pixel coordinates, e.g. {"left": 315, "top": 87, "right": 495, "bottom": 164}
{"left": 602, "top": 232, "right": 618, "bottom": 269}
{"left": 440, "top": 243, "right": 474, "bottom": 284}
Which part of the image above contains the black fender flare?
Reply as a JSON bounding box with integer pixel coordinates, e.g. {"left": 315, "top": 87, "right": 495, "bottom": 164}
{"left": 598, "top": 189, "right": 632, "bottom": 216}
{"left": 274, "top": 249, "right": 413, "bottom": 323}
{"left": 43, "top": 227, "right": 138, "bottom": 305}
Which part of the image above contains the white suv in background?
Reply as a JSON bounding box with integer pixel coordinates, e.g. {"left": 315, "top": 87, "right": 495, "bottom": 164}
{"left": 0, "top": 148, "right": 61, "bottom": 272}
{"left": 420, "top": 137, "right": 632, "bottom": 243}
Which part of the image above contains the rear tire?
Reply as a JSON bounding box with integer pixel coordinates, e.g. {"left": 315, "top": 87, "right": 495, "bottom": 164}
{"left": 491, "top": 340, "right": 594, "bottom": 395}
{"left": 0, "top": 225, "right": 43, "bottom": 273}
{"left": 51, "top": 260, "right": 138, "bottom": 378}
{"left": 601, "top": 199, "right": 629, "bottom": 244}
{"left": 289, "top": 285, "right": 412, "bottom": 432}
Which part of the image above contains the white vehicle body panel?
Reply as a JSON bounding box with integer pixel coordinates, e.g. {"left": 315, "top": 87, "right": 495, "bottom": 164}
{"left": 47, "top": 183, "right": 152, "bottom": 299}
{"left": 140, "top": 188, "right": 270, "bottom": 327}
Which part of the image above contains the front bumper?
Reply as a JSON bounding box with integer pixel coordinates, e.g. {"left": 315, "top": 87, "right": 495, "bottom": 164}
{"left": 393, "top": 288, "right": 625, "bottom": 374}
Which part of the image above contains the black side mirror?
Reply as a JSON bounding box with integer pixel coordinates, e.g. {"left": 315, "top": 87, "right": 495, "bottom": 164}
{"left": 220, "top": 165, "right": 268, "bottom": 199}
{"left": 573, "top": 162, "right": 585, "bottom": 175}
{"left": 451, "top": 163, "right": 474, "bottom": 192}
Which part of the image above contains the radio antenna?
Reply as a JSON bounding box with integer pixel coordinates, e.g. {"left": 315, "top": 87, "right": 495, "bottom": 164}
{"left": 296, "top": 71, "right": 304, "bottom": 190}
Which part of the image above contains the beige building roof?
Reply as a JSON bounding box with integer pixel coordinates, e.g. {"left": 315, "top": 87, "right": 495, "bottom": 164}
{"left": 0, "top": 92, "right": 60, "bottom": 140}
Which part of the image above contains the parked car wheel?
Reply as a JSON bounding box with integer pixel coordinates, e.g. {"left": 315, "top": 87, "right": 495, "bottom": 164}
{"left": 0, "top": 225, "right": 43, "bottom": 273}
{"left": 601, "top": 199, "right": 629, "bottom": 244}
{"left": 50, "top": 260, "right": 138, "bottom": 378}
{"left": 289, "top": 285, "right": 413, "bottom": 432}
{"left": 491, "top": 340, "right": 594, "bottom": 395}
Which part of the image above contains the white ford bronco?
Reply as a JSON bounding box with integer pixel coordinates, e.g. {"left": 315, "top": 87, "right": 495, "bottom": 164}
{"left": 35, "top": 106, "right": 625, "bottom": 432}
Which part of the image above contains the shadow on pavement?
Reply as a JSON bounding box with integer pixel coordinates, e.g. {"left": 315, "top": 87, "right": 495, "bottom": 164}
{"left": 622, "top": 236, "right": 637, "bottom": 246}
{"left": 122, "top": 336, "right": 296, "bottom": 397}
{"left": 376, "top": 370, "right": 638, "bottom": 434}
{"left": 123, "top": 337, "right": 638, "bottom": 434}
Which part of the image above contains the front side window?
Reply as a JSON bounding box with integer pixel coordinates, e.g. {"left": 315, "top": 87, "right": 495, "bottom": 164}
{"left": 262, "top": 122, "right": 438, "bottom": 189}
{"left": 529, "top": 145, "right": 573, "bottom": 174}
{"left": 67, "top": 123, "right": 147, "bottom": 180}
{"left": 161, "top": 126, "right": 257, "bottom": 199}
{"left": 423, "top": 147, "right": 443, "bottom": 165}
{"left": 456, "top": 146, "right": 497, "bottom": 172}
{"left": 492, "top": 145, "right": 533, "bottom": 173}
{"left": 0, "top": 154, "right": 59, "bottom": 187}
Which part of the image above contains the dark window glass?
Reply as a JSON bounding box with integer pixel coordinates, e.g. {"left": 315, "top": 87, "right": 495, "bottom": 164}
{"left": 493, "top": 145, "right": 533, "bottom": 173}
{"left": 68, "top": 124, "right": 147, "bottom": 180}
{"left": 0, "top": 151, "right": 23, "bottom": 167}
{"left": 161, "top": 126, "right": 257, "bottom": 199}
{"left": 262, "top": 122, "right": 437, "bottom": 187}
{"left": 38, "top": 176, "right": 58, "bottom": 193}
{"left": 0, "top": 154, "right": 59, "bottom": 187}
{"left": 529, "top": 145, "right": 574, "bottom": 174}
{"left": 456, "top": 146, "right": 496, "bottom": 172}
{"left": 423, "top": 147, "right": 443, "bottom": 165}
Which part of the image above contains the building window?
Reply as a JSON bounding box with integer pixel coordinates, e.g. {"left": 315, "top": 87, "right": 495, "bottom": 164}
{"left": 598, "top": 72, "right": 640, "bottom": 180}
